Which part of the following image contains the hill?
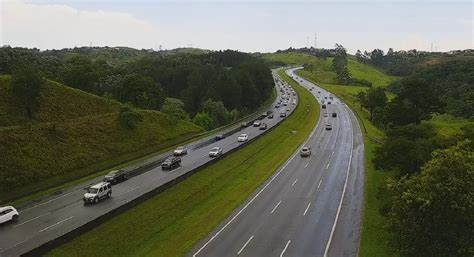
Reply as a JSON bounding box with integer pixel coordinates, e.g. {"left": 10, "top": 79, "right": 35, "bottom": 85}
{"left": 0, "top": 77, "right": 203, "bottom": 202}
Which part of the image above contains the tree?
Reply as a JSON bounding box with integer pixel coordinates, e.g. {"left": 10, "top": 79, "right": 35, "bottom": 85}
{"left": 10, "top": 61, "right": 43, "bottom": 118}
{"left": 332, "top": 43, "right": 351, "bottom": 84}
{"left": 119, "top": 74, "right": 165, "bottom": 110}
{"left": 192, "top": 112, "right": 214, "bottom": 130}
{"left": 374, "top": 123, "right": 439, "bottom": 176}
{"left": 357, "top": 87, "right": 388, "bottom": 122}
{"left": 201, "top": 99, "right": 229, "bottom": 127}
{"left": 386, "top": 141, "right": 474, "bottom": 257}
{"left": 161, "top": 98, "right": 189, "bottom": 125}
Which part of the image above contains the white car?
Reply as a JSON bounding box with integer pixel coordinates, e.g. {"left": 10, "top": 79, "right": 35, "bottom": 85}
{"left": 83, "top": 182, "right": 112, "bottom": 204}
{"left": 209, "top": 146, "right": 223, "bottom": 157}
{"left": 253, "top": 121, "right": 261, "bottom": 127}
{"left": 0, "top": 206, "right": 19, "bottom": 224}
{"left": 173, "top": 146, "right": 188, "bottom": 156}
{"left": 237, "top": 134, "right": 249, "bottom": 142}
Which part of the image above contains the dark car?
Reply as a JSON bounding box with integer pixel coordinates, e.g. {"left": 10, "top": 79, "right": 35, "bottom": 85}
{"left": 328, "top": 101, "right": 332, "bottom": 104}
{"left": 259, "top": 123, "right": 268, "bottom": 130}
{"left": 103, "top": 170, "right": 128, "bottom": 184}
{"left": 332, "top": 113, "right": 337, "bottom": 117}
{"left": 267, "top": 110, "right": 273, "bottom": 116}
{"left": 161, "top": 156, "right": 181, "bottom": 170}
{"left": 215, "top": 134, "right": 225, "bottom": 141}
{"left": 268, "top": 113, "right": 274, "bottom": 119}
{"left": 322, "top": 104, "right": 326, "bottom": 109}
{"left": 241, "top": 122, "right": 250, "bottom": 128}
{"left": 325, "top": 124, "right": 332, "bottom": 131}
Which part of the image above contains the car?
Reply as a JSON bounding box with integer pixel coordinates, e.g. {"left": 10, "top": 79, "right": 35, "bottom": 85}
{"left": 286, "top": 107, "right": 291, "bottom": 112}
{"left": 322, "top": 104, "right": 326, "bottom": 109}
{"left": 324, "top": 96, "right": 328, "bottom": 99}
{"left": 300, "top": 146, "right": 311, "bottom": 157}
{"left": 266, "top": 110, "right": 273, "bottom": 116}
{"left": 268, "top": 113, "right": 274, "bottom": 119}
{"left": 323, "top": 113, "right": 328, "bottom": 117}
{"left": 237, "top": 134, "right": 249, "bottom": 142}
{"left": 328, "top": 101, "right": 332, "bottom": 104}
{"left": 83, "top": 182, "right": 112, "bottom": 204}
{"left": 209, "top": 146, "right": 223, "bottom": 157}
{"left": 241, "top": 122, "right": 250, "bottom": 128}
{"left": 161, "top": 156, "right": 181, "bottom": 170}
{"left": 0, "top": 206, "right": 19, "bottom": 224}
{"left": 325, "top": 124, "right": 332, "bottom": 130}
{"left": 280, "top": 112, "right": 287, "bottom": 118}
{"left": 283, "top": 101, "right": 288, "bottom": 106}
{"left": 292, "top": 100, "right": 297, "bottom": 105}
{"left": 332, "top": 112, "right": 337, "bottom": 117}
{"left": 318, "top": 91, "right": 321, "bottom": 94}
{"left": 261, "top": 112, "right": 268, "bottom": 118}
{"left": 259, "top": 123, "right": 268, "bottom": 130}
{"left": 309, "top": 88, "right": 313, "bottom": 91}
{"left": 215, "top": 134, "right": 225, "bottom": 141}
{"left": 103, "top": 169, "right": 128, "bottom": 184}
{"left": 173, "top": 146, "right": 188, "bottom": 156}
{"left": 329, "top": 96, "right": 334, "bottom": 100}
{"left": 275, "top": 104, "right": 281, "bottom": 108}
{"left": 253, "top": 120, "right": 261, "bottom": 127}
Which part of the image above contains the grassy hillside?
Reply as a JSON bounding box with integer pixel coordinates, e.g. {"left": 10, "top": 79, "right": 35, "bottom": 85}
{"left": 347, "top": 56, "right": 397, "bottom": 87}
{"left": 0, "top": 75, "right": 121, "bottom": 127}
{"left": 0, "top": 77, "right": 203, "bottom": 202}
{"left": 48, "top": 69, "right": 320, "bottom": 257}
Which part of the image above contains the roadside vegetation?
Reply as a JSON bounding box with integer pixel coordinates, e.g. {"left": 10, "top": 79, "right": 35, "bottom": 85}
{"left": 269, "top": 49, "right": 473, "bottom": 257}
{"left": 47, "top": 69, "right": 320, "bottom": 257}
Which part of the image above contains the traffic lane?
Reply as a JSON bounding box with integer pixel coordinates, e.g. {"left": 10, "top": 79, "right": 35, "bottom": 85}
{"left": 285, "top": 102, "right": 353, "bottom": 257}
{"left": 326, "top": 106, "right": 365, "bottom": 257}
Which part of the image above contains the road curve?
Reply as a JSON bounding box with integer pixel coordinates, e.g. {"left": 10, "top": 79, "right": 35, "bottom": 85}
{"left": 190, "top": 67, "right": 365, "bottom": 257}
{"left": 0, "top": 70, "right": 295, "bottom": 257}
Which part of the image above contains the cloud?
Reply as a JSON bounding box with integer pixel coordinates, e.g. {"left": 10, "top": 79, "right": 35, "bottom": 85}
{"left": 1, "top": 0, "right": 160, "bottom": 50}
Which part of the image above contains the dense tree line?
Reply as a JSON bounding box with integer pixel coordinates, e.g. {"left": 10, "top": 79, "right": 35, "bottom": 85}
{"left": 332, "top": 44, "right": 351, "bottom": 84}
{"left": 355, "top": 56, "right": 474, "bottom": 256}
{"left": 0, "top": 47, "right": 274, "bottom": 129}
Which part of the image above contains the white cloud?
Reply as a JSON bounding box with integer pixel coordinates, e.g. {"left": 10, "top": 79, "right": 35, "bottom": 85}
{"left": 1, "top": 0, "right": 160, "bottom": 49}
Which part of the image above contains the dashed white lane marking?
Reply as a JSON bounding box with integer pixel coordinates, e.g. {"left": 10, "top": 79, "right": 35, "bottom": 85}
{"left": 116, "top": 186, "right": 139, "bottom": 197}
{"left": 271, "top": 201, "right": 282, "bottom": 214}
{"left": 325, "top": 162, "right": 330, "bottom": 169}
{"left": 13, "top": 212, "right": 50, "bottom": 228}
{"left": 0, "top": 239, "right": 27, "bottom": 253}
{"left": 20, "top": 189, "right": 83, "bottom": 213}
{"left": 317, "top": 179, "right": 323, "bottom": 189}
{"left": 38, "top": 216, "right": 73, "bottom": 233}
{"left": 291, "top": 179, "right": 298, "bottom": 187}
{"left": 303, "top": 203, "right": 311, "bottom": 216}
{"left": 304, "top": 162, "right": 310, "bottom": 168}
{"left": 237, "top": 235, "right": 254, "bottom": 255}
{"left": 280, "top": 240, "right": 291, "bottom": 257}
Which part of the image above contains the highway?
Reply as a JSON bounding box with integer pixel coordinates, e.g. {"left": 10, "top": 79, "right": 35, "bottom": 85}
{"left": 191, "top": 68, "right": 365, "bottom": 257}
{"left": 0, "top": 70, "right": 296, "bottom": 257}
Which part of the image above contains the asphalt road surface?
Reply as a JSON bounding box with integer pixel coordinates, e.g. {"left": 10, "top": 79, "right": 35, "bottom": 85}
{"left": 0, "top": 70, "right": 296, "bottom": 257}
{"left": 191, "top": 67, "right": 365, "bottom": 257}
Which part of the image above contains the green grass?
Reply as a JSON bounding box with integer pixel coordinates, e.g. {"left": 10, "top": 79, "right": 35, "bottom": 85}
{"left": 47, "top": 69, "right": 320, "bottom": 257}
{"left": 266, "top": 52, "right": 398, "bottom": 256}
{"left": 425, "top": 113, "right": 473, "bottom": 138}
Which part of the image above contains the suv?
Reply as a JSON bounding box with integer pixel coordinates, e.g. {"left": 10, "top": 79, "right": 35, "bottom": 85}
{"left": 0, "top": 206, "right": 19, "bottom": 224}
{"left": 215, "top": 134, "right": 225, "bottom": 141}
{"left": 103, "top": 170, "right": 128, "bottom": 184}
{"left": 173, "top": 146, "right": 188, "bottom": 156}
{"left": 241, "top": 122, "right": 250, "bottom": 128}
{"left": 237, "top": 134, "right": 249, "bottom": 142}
{"left": 209, "top": 146, "right": 223, "bottom": 157}
{"left": 259, "top": 123, "right": 268, "bottom": 130}
{"left": 161, "top": 156, "right": 181, "bottom": 170}
{"left": 83, "top": 182, "right": 112, "bottom": 204}
{"left": 300, "top": 146, "right": 311, "bottom": 157}
{"left": 332, "top": 113, "right": 337, "bottom": 118}
{"left": 322, "top": 104, "right": 326, "bottom": 109}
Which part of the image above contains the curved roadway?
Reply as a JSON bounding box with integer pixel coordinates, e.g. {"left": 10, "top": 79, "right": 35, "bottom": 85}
{"left": 191, "top": 67, "right": 365, "bottom": 257}
{"left": 0, "top": 70, "right": 296, "bottom": 257}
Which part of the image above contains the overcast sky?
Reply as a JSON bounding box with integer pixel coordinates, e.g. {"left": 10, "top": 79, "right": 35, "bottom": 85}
{"left": 1, "top": 0, "right": 472, "bottom": 53}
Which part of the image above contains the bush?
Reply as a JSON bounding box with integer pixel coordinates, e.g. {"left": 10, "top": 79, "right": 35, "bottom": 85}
{"left": 119, "top": 106, "right": 143, "bottom": 129}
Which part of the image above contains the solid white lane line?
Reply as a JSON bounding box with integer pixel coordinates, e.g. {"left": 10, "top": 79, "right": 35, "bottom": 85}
{"left": 38, "top": 216, "right": 73, "bottom": 233}
{"left": 237, "top": 235, "right": 254, "bottom": 255}
{"left": 280, "top": 240, "right": 291, "bottom": 257}
{"left": 192, "top": 69, "right": 318, "bottom": 257}
{"left": 271, "top": 201, "right": 282, "bottom": 214}
{"left": 291, "top": 179, "right": 298, "bottom": 187}
{"left": 323, "top": 105, "right": 355, "bottom": 257}
{"left": 317, "top": 178, "right": 323, "bottom": 189}
{"left": 116, "top": 186, "right": 139, "bottom": 197}
{"left": 303, "top": 203, "right": 311, "bottom": 216}
{"left": 20, "top": 189, "right": 82, "bottom": 213}
{"left": 13, "top": 212, "right": 50, "bottom": 228}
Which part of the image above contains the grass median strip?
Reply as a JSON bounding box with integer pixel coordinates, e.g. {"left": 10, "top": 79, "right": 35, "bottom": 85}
{"left": 47, "top": 69, "right": 320, "bottom": 257}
